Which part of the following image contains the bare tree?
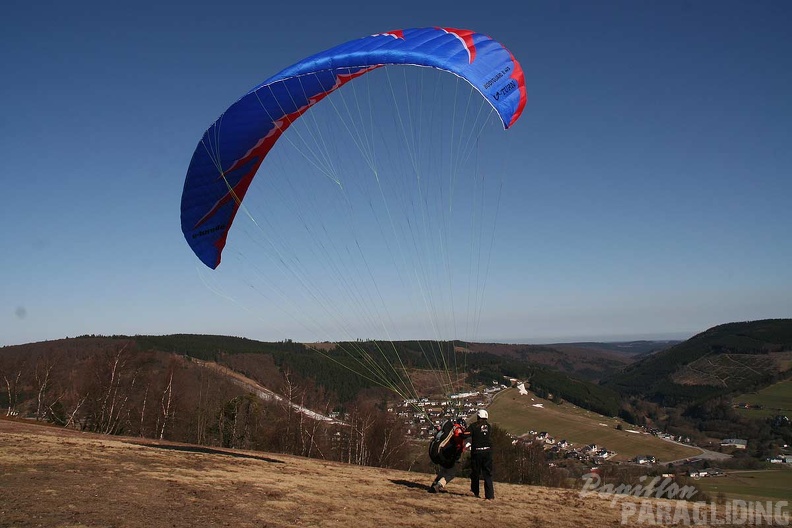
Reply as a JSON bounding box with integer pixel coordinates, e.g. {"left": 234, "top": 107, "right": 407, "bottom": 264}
{"left": 77, "top": 342, "right": 140, "bottom": 435}
{"left": 139, "top": 383, "right": 150, "bottom": 437}
{"left": 335, "top": 401, "right": 409, "bottom": 469}
{"left": 97, "top": 344, "right": 129, "bottom": 433}
{"left": 34, "top": 353, "right": 58, "bottom": 421}
{"left": 2, "top": 369, "right": 23, "bottom": 417}
{"left": 63, "top": 394, "right": 88, "bottom": 429}
{"left": 158, "top": 367, "right": 174, "bottom": 440}
{"left": 1, "top": 355, "right": 26, "bottom": 417}
{"left": 194, "top": 371, "right": 213, "bottom": 445}
{"left": 279, "top": 370, "right": 297, "bottom": 454}
{"left": 345, "top": 407, "right": 376, "bottom": 466}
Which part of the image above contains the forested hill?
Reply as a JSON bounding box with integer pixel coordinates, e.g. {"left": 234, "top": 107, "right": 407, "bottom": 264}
{"left": 15, "top": 322, "right": 791, "bottom": 417}
{"left": 602, "top": 319, "right": 792, "bottom": 405}
{"left": 462, "top": 342, "right": 638, "bottom": 382}
{"left": 135, "top": 335, "right": 622, "bottom": 412}
{"left": 1, "top": 334, "right": 622, "bottom": 416}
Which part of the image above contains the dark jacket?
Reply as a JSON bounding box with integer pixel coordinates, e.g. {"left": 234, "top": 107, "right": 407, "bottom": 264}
{"left": 467, "top": 419, "right": 492, "bottom": 452}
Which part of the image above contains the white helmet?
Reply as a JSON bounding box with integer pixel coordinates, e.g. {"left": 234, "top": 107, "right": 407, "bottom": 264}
{"left": 477, "top": 409, "right": 488, "bottom": 419}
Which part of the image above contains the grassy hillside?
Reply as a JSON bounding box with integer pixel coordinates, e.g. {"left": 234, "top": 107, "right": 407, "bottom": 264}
{"left": 0, "top": 418, "right": 658, "bottom": 528}
{"left": 488, "top": 388, "right": 701, "bottom": 462}
{"left": 734, "top": 380, "right": 792, "bottom": 419}
{"left": 604, "top": 319, "right": 792, "bottom": 405}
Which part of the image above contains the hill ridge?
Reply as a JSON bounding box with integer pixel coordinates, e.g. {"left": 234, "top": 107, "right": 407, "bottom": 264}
{"left": 604, "top": 319, "right": 792, "bottom": 404}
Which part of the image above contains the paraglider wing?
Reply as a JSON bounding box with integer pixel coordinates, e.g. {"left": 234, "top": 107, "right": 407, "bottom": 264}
{"left": 181, "top": 27, "right": 527, "bottom": 269}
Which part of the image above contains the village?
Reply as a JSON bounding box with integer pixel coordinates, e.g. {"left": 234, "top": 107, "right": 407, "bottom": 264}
{"left": 388, "top": 382, "right": 629, "bottom": 466}
{"left": 386, "top": 382, "right": 792, "bottom": 475}
{"left": 389, "top": 383, "right": 506, "bottom": 438}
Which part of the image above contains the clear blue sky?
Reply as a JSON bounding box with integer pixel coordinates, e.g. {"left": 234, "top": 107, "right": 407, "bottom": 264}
{"left": 2, "top": 0, "right": 790, "bottom": 347}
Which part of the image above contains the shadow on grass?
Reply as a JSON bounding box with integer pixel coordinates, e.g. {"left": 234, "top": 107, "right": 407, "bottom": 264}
{"left": 391, "top": 478, "right": 475, "bottom": 498}
{"left": 128, "top": 441, "right": 285, "bottom": 463}
{"left": 390, "top": 478, "right": 430, "bottom": 491}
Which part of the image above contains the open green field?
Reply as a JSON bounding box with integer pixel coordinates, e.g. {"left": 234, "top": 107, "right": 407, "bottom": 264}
{"left": 695, "top": 468, "right": 792, "bottom": 502}
{"left": 488, "top": 388, "right": 701, "bottom": 462}
{"left": 734, "top": 380, "right": 792, "bottom": 419}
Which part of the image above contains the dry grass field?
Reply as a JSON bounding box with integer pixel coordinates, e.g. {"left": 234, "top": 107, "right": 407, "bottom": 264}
{"left": 1, "top": 418, "right": 671, "bottom": 528}
{"left": 694, "top": 468, "right": 792, "bottom": 502}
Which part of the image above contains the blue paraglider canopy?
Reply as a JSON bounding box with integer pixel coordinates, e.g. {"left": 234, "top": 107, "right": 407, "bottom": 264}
{"left": 181, "top": 27, "right": 526, "bottom": 269}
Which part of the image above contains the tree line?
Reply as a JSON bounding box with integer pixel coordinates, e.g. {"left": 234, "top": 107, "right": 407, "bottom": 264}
{"left": 0, "top": 338, "right": 410, "bottom": 469}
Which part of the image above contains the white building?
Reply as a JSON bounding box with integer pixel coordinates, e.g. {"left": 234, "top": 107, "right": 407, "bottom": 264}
{"left": 720, "top": 438, "right": 747, "bottom": 449}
